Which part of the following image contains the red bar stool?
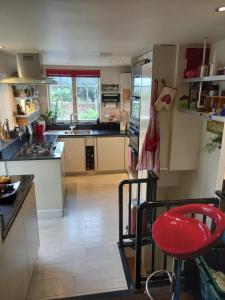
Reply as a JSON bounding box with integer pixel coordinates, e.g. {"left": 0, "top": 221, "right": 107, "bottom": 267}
{"left": 145, "top": 204, "right": 225, "bottom": 300}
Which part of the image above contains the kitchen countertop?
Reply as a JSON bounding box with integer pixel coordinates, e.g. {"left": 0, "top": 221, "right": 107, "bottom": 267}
{"left": 0, "top": 134, "right": 59, "bottom": 161}
{"left": 0, "top": 129, "right": 127, "bottom": 162}
{"left": 0, "top": 175, "right": 34, "bottom": 240}
{"left": 44, "top": 129, "right": 128, "bottom": 137}
{"left": 10, "top": 141, "right": 64, "bottom": 161}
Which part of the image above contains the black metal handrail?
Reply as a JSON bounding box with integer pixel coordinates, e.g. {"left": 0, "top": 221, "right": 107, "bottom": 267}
{"left": 135, "top": 197, "right": 220, "bottom": 288}
{"left": 118, "top": 170, "right": 225, "bottom": 290}
{"left": 118, "top": 171, "right": 158, "bottom": 247}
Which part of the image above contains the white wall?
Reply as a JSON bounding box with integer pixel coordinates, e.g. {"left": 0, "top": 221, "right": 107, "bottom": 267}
{"left": 0, "top": 51, "right": 17, "bottom": 130}
{"left": 168, "top": 120, "right": 221, "bottom": 200}
{"left": 0, "top": 51, "right": 16, "bottom": 76}
{"left": 42, "top": 65, "right": 130, "bottom": 122}
{"left": 210, "top": 39, "right": 225, "bottom": 67}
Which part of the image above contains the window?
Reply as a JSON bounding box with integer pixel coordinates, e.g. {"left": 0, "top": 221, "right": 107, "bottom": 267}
{"left": 48, "top": 76, "right": 73, "bottom": 122}
{"left": 47, "top": 70, "right": 100, "bottom": 123}
{"left": 76, "top": 77, "right": 99, "bottom": 121}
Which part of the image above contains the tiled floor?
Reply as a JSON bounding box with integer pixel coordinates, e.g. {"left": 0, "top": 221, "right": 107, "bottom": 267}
{"left": 27, "top": 173, "right": 128, "bottom": 300}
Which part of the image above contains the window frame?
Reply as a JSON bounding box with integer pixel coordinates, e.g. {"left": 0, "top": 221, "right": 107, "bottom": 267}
{"left": 75, "top": 77, "right": 100, "bottom": 122}
{"left": 47, "top": 75, "right": 101, "bottom": 123}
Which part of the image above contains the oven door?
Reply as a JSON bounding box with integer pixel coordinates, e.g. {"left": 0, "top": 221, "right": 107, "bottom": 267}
{"left": 130, "top": 64, "right": 142, "bottom": 121}
{"left": 128, "top": 127, "right": 139, "bottom": 153}
{"left": 130, "top": 96, "right": 141, "bottom": 124}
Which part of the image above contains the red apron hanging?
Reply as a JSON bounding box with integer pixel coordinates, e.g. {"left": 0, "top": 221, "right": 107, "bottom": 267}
{"left": 136, "top": 79, "right": 160, "bottom": 176}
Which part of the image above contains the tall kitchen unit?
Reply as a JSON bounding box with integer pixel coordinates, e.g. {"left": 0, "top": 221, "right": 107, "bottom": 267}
{"left": 137, "top": 45, "right": 179, "bottom": 199}
{"left": 128, "top": 59, "right": 150, "bottom": 179}
{"left": 136, "top": 45, "right": 177, "bottom": 273}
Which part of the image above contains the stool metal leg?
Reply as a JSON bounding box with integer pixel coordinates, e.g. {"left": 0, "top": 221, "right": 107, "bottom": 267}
{"left": 145, "top": 270, "right": 172, "bottom": 300}
{"left": 171, "top": 259, "right": 182, "bottom": 300}
{"left": 145, "top": 259, "right": 183, "bottom": 300}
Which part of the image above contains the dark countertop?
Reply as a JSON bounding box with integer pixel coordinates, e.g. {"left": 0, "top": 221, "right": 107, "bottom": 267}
{"left": 0, "top": 138, "right": 18, "bottom": 152}
{"left": 0, "top": 175, "right": 34, "bottom": 240}
{"left": 0, "top": 128, "right": 127, "bottom": 162}
{"left": 0, "top": 134, "right": 59, "bottom": 161}
{"left": 10, "top": 141, "right": 64, "bottom": 161}
{"left": 44, "top": 129, "right": 128, "bottom": 138}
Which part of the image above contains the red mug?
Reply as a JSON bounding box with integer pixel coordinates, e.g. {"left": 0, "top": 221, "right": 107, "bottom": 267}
{"left": 35, "top": 124, "right": 44, "bottom": 136}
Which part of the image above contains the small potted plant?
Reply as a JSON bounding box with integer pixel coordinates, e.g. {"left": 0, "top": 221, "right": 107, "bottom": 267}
{"left": 205, "top": 132, "right": 223, "bottom": 153}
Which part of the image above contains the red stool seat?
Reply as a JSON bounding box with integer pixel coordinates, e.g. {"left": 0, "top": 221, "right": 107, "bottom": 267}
{"left": 152, "top": 204, "right": 225, "bottom": 259}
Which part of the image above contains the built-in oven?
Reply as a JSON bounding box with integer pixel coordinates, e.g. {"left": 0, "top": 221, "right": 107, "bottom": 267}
{"left": 128, "top": 122, "right": 139, "bottom": 173}
{"left": 128, "top": 122, "right": 139, "bottom": 153}
{"left": 128, "top": 59, "right": 150, "bottom": 173}
{"left": 130, "top": 67, "right": 142, "bottom": 126}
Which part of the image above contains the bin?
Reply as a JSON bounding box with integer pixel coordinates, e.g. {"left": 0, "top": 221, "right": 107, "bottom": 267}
{"left": 195, "top": 247, "right": 225, "bottom": 300}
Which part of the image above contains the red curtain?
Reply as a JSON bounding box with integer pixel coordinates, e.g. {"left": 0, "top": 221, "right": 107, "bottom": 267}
{"left": 45, "top": 69, "right": 100, "bottom": 78}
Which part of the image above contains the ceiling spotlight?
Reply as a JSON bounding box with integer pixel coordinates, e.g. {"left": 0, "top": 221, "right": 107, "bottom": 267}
{"left": 216, "top": 6, "right": 225, "bottom": 12}
{"left": 0, "top": 45, "right": 5, "bottom": 49}
{"left": 99, "top": 52, "right": 112, "bottom": 58}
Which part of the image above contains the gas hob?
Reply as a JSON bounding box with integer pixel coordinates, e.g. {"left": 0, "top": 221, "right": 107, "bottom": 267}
{"left": 14, "top": 142, "right": 57, "bottom": 159}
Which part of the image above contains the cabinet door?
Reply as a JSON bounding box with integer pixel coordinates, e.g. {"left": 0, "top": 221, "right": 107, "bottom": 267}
{"left": 22, "top": 184, "right": 40, "bottom": 279}
{"left": 0, "top": 162, "right": 6, "bottom": 175}
{"left": 60, "top": 138, "right": 85, "bottom": 173}
{"left": 97, "top": 137, "right": 125, "bottom": 171}
{"left": 3, "top": 212, "right": 29, "bottom": 300}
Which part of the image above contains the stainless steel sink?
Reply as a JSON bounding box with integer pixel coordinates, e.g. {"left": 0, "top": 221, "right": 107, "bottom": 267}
{"left": 64, "top": 130, "right": 91, "bottom": 135}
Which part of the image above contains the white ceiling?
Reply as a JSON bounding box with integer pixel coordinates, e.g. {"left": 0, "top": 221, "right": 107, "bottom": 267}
{"left": 0, "top": 0, "right": 225, "bottom": 66}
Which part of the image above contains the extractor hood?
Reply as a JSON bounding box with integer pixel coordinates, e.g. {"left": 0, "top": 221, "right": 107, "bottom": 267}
{"left": 0, "top": 53, "right": 56, "bottom": 85}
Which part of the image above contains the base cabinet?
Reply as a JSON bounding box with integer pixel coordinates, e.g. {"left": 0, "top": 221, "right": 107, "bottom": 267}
{"left": 97, "top": 137, "right": 125, "bottom": 172}
{"left": 0, "top": 184, "right": 39, "bottom": 300}
{"left": 60, "top": 138, "right": 85, "bottom": 173}
{"left": 6, "top": 159, "right": 64, "bottom": 218}
{"left": 23, "top": 186, "right": 40, "bottom": 278}
{"left": 60, "top": 136, "right": 127, "bottom": 173}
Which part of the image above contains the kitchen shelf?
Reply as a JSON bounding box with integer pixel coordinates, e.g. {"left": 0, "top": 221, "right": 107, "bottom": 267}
{"left": 210, "top": 115, "right": 225, "bottom": 123}
{"left": 178, "top": 109, "right": 225, "bottom": 123}
{"left": 14, "top": 96, "right": 39, "bottom": 101}
{"left": 16, "top": 108, "right": 40, "bottom": 125}
{"left": 178, "top": 109, "right": 208, "bottom": 118}
{"left": 183, "top": 75, "right": 225, "bottom": 83}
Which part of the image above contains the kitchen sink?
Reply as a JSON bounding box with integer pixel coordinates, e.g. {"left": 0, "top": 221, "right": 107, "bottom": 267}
{"left": 64, "top": 129, "right": 92, "bottom": 135}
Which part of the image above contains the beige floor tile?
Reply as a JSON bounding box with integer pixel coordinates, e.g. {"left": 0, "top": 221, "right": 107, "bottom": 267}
{"left": 32, "top": 257, "right": 124, "bottom": 281}
{"left": 62, "top": 235, "right": 117, "bottom": 250}
{"left": 74, "top": 271, "right": 127, "bottom": 294}
{"left": 27, "top": 277, "right": 74, "bottom": 300}
{"left": 37, "top": 248, "right": 86, "bottom": 265}
{"left": 86, "top": 245, "right": 120, "bottom": 261}
{"left": 28, "top": 173, "right": 128, "bottom": 299}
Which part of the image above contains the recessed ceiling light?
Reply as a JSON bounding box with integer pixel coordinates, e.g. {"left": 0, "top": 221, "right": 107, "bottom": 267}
{"left": 0, "top": 45, "right": 5, "bottom": 49}
{"left": 216, "top": 6, "right": 225, "bottom": 12}
{"left": 99, "top": 52, "right": 112, "bottom": 58}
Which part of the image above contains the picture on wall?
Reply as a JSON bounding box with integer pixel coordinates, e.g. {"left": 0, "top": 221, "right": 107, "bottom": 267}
{"left": 101, "top": 84, "right": 119, "bottom": 93}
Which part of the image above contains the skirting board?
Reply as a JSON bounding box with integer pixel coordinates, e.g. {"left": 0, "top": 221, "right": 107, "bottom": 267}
{"left": 37, "top": 209, "right": 63, "bottom": 219}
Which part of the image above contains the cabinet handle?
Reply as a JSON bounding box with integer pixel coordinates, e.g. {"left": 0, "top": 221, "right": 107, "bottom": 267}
{"left": 0, "top": 213, "right": 5, "bottom": 231}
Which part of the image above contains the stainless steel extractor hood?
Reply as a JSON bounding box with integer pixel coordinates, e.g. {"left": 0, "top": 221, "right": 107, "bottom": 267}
{"left": 0, "top": 53, "right": 56, "bottom": 85}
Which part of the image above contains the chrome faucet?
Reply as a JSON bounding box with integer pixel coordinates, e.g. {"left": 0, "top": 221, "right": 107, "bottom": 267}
{"left": 70, "top": 113, "right": 77, "bottom": 132}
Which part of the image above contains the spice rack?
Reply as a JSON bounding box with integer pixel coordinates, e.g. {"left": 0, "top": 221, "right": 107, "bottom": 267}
{"left": 179, "top": 75, "right": 225, "bottom": 122}
{"left": 13, "top": 85, "right": 40, "bottom": 125}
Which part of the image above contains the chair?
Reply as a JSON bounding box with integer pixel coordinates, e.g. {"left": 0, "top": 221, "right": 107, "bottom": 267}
{"left": 145, "top": 204, "right": 225, "bottom": 300}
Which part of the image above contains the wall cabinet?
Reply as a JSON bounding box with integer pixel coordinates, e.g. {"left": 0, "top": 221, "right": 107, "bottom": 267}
{"left": 60, "top": 138, "right": 85, "bottom": 173}
{"left": 0, "top": 184, "right": 39, "bottom": 300}
{"left": 97, "top": 137, "right": 125, "bottom": 172}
